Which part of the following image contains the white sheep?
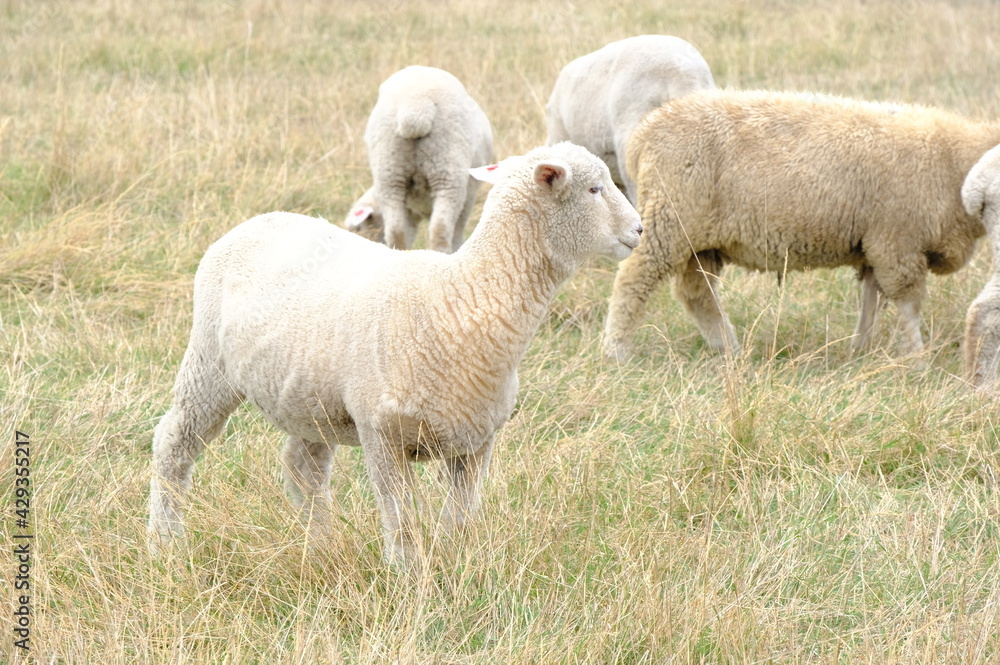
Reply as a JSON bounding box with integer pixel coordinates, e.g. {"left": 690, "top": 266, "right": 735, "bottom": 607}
{"left": 962, "top": 143, "right": 1000, "bottom": 390}
{"left": 148, "top": 142, "right": 643, "bottom": 567}
{"left": 545, "top": 35, "right": 715, "bottom": 205}
{"left": 345, "top": 65, "right": 494, "bottom": 253}
{"left": 603, "top": 89, "right": 1000, "bottom": 360}
{"left": 342, "top": 186, "right": 384, "bottom": 244}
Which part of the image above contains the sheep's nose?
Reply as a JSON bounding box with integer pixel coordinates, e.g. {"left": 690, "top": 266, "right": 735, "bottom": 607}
{"left": 636, "top": 222, "right": 644, "bottom": 236}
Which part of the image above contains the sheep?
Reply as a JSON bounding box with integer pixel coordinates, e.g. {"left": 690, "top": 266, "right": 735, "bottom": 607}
{"left": 148, "top": 142, "right": 643, "bottom": 567}
{"left": 545, "top": 35, "right": 715, "bottom": 205}
{"left": 342, "top": 186, "right": 384, "bottom": 244}
{"left": 602, "top": 89, "right": 1000, "bottom": 360}
{"left": 962, "top": 143, "right": 1000, "bottom": 391}
{"left": 347, "top": 65, "right": 494, "bottom": 253}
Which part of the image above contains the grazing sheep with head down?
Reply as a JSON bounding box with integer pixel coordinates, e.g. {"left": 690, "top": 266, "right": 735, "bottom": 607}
{"left": 602, "top": 89, "right": 1000, "bottom": 360}
{"left": 342, "top": 186, "right": 385, "bottom": 244}
{"left": 545, "top": 34, "right": 715, "bottom": 205}
{"left": 149, "top": 142, "right": 643, "bottom": 567}
{"left": 962, "top": 143, "right": 1000, "bottom": 391}
{"left": 344, "top": 65, "right": 494, "bottom": 253}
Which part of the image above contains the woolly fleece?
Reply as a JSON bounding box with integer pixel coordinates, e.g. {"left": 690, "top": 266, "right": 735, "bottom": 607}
{"left": 348, "top": 65, "right": 494, "bottom": 253}
{"left": 149, "top": 142, "right": 643, "bottom": 566}
{"left": 604, "top": 89, "right": 1000, "bottom": 359}
{"left": 963, "top": 143, "right": 1000, "bottom": 390}
{"left": 545, "top": 35, "right": 714, "bottom": 204}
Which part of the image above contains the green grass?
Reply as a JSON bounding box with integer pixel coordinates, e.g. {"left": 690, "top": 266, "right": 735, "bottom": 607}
{"left": 2, "top": 0, "right": 1000, "bottom": 662}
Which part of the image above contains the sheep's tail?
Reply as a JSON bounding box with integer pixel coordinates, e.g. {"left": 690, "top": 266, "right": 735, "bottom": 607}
{"left": 395, "top": 97, "right": 437, "bottom": 139}
{"left": 962, "top": 143, "right": 1000, "bottom": 217}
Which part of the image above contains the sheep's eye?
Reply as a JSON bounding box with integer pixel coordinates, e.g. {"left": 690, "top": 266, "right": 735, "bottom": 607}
{"left": 589, "top": 185, "right": 603, "bottom": 195}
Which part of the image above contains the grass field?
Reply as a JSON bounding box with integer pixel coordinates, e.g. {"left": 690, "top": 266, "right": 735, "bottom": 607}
{"left": 2, "top": 0, "right": 1000, "bottom": 662}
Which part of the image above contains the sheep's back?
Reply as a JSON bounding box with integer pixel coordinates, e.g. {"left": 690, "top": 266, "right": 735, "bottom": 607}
{"left": 548, "top": 35, "right": 713, "bottom": 166}
{"left": 199, "top": 212, "right": 499, "bottom": 448}
{"left": 629, "top": 90, "right": 982, "bottom": 272}
{"left": 201, "top": 214, "right": 397, "bottom": 434}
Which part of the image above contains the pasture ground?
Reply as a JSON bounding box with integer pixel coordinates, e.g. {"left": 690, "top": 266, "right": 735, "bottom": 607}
{"left": 1, "top": 1, "right": 999, "bottom": 662}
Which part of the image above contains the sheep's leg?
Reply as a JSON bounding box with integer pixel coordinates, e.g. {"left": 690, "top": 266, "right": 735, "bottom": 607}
{"left": 427, "top": 187, "right": 464, "bottom": 254}
{"left": 870, "top": 256, "right": 927, "bottom": 356}
{"left": 965, "top": 278, "right": 1000, "bottom": 389}
{"left": 612, "top": 137, "right": 638, "bottom": 206}
{"left": 449, "top": 184, "right": 479, "bottom": 252}
{"left": 440, "top": 436, "right": 495, "bottom": 532}
{"left": 358, "top": 426, "right": 418, "bottom": 567}
{"left": 852, "top": 266, "right": 885, "bottom": 351}
{"left": 675, "top": 250, "right": 739, "bottom": 353}
{"left": 603, "top": 243, "right": 670, "bottom": 360}
{"left": 282, "top": 436, "right": 335, "bottom": 543}
{"left": 450, "top": 217, "right": 467, "bottom": 253}
{"left": 380, "top": 194, "right": 412, "bottom": 250}
{"left": 149, "top": 354, "right": 241, "bottom": 552}
{"left": 621, "top": 173, "right": 639, "bottom": 208}
{"left": 895, "top": 299, "right": 925, "bottom": 356}
{"left": 884, "top": 291, "right": 925, "bottom": 356}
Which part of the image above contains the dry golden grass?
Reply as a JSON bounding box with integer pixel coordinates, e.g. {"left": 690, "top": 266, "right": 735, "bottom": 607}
{"left": 2, "top": 0, "right": 1000, "bottom": 662}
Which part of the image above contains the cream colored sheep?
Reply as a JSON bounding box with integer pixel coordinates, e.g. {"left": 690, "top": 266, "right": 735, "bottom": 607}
{"left": 348, "top": 65, "right": 494, "bottom": 253}
{"left": 545, "top": 35, "right": 714, "bottom": 204}
{"left": 603, "top": 89, "right": 1000, "bottom": 359}
{"left": 149, "top": 143, "right": 643, "bottom": 567}
{"left": 962, "top": 143, "right": 1000, "bottom": 390}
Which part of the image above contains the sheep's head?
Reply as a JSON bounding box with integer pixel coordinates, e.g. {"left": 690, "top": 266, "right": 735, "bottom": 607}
{"left": 343, "top": 187, "right": 386, "bottom": 243}
{"left": 471, "top": 142, "right": 643, "bottom": 265}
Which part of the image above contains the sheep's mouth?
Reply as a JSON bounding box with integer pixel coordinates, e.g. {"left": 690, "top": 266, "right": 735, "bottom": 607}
{"left": 621, "top": 237, "right": 640, "bottom": 250}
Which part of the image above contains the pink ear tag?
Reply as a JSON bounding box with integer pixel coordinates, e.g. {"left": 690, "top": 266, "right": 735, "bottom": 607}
{"left": 346, "top": 204, "right": 374, "bottom": 229}
{"left": 469, "top": 163, "right": 501, "bottom": 184}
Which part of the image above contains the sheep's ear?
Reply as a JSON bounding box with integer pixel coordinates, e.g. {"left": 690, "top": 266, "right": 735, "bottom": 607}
{"left": 345, "top": 204, "right": 375, "bottom": 230}
{"left": 533, "top": 159, "right": 571, "bottom": 195}
{"left": 469, "top": 163, "right": 501, "bottom": 184}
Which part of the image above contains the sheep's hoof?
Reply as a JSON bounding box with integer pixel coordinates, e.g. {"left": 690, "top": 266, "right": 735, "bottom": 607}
{"left": 602, "top": 336, "right": 633, "bottom": 363}
{"left": 905, "top": 352, "right": 929, "bottom": 371}
{"left": 895, "top": 336, "right": 927, "bottom": 368}
{"left": 382, "top": 541, "right": 428, "bottom": 579}
{"left": 848, "top": 342, "right": 870, "bottom": 358}
{"left": 705, "top": 335, "right": 741, "bottom": 356}
{"left": 971, "top": 376, "right": 1000, "bottom": 395}
{"left": 147, "top": 527, "right": 181, "bottom": 558}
